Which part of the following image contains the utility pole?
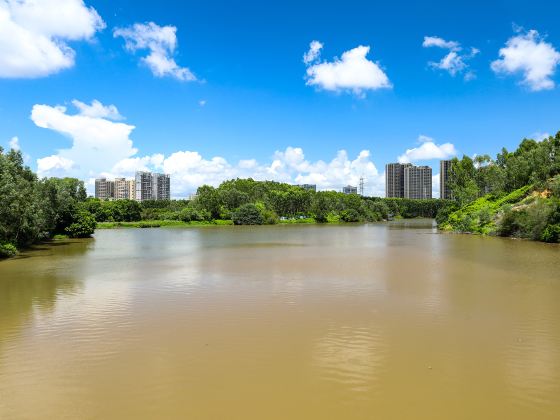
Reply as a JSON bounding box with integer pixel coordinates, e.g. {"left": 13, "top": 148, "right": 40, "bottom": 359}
{"left": 359, "top": 176, "right": 365, "bottom": 196}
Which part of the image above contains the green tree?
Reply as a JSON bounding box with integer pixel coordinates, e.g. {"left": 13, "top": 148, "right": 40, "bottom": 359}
{"left": 65, "top": 211, "right": 97, "bottom": 238}
{"left": 232, "top": 203, "right": 264, "bottom": 225}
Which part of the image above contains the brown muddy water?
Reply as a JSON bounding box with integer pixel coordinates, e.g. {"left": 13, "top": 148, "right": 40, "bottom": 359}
{"left": 0, "top": 220, "right": 559, "bottom": 419}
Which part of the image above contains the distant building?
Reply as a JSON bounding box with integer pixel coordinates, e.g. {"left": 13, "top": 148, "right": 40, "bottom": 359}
{"left": 95, "top": 177, "right": 135, "bottom": 200}
{"left": 385, "top": 163, "right": 411, "bottom": 198}
{"left": 404, "top": 165, "right": 432, "bottom": 199}
{"left": 114, "top": 178, "right": 135, "bottom": 200}
{"left": 440, "top": 160, "right": 453, "bottom": 200}
{"left": 135, "top": 171, "right": 170, "bottom": 201}
{"left": 385, "top": 162, "right": 432, "bottom": 199}
{"left": 95, "top": 178, "right": 115, "bottom": 200}
{"left": 343, "top": 185, "right": 358, "bottom": 194}
{"left": 299, "top": 184, "right": 317, "bottom": 192}
{"left": 135, "top": 171, "right": 152, "bottom": 201}
{"left": 152, "top": 173, "right": 171, "bottom": 200}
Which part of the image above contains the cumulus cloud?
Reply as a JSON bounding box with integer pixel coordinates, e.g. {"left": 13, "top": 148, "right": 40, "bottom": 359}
{"left": 32, "top": 100, "right": 137, "bottom": 178}
{"left": 114, "top": 22, "right": 196, "bottom": 81}
{"left": 37, "top": 155, "right": 75, "bottom": 177}
{"left": 72, "top": 99, "right": 123, "bottom": 120}
{"left": 34, "top": 101, "right": 386, "bottom": 196}
{"left": 422, "top": 35, "right": 479, "bottom": 79}
{"left": 0, "top": 0, "right": 104, "bottom": 78}
{"left": 304, "top": 42, "right": 391, "bottom": 96}
{"left": 397, "top": 135, "right": 458, "bottom": 163}
{"left": 106, "top": 147, "right": 385, "bottom": 197}
{"left": 491, "top": 29, "right": 560, "bottom": 91}
{"left": 8, "top": 136, "right": 20, "bottom": 151}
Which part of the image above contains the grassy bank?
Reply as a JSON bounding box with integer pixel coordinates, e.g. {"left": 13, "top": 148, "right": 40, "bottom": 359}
{"left": 438, "top": 178, "right": 560, "bottom": 242}
{"left": 96, "top": 216, "right": 344, "bottom": 229}
{"left": 97, "top": 220, "right": 234, "bottom": 229}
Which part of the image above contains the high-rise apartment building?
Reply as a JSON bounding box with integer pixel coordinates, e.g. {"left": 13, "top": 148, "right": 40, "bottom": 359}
{"left": 95, "top": 177, "right": 135, "bottom": 200}
{"left": 152, "top": 173, "right": 171, "bottom": 200}
{"left": 127, "top": 179, "right": 135, "bottom": 200}
{"left": 385, "top": 163, "right": 411, "bottom": 198}
{"left": 385, "top": 163, "right": 432, "bottom": 199}
{"left": 135, "top": 171, "right": 153, "bottom": 201}
{"left": 440, "top": 160, "right": 453, "bottom": 200}
{"left": 95, "top": 178, "right": 115, "bottom": 200}
{"left": 114, "top": 178, "right": 135, "bottom": 200}
{"left": 404, "top": 165, "right": 432, "bottom": 199}
{"left": 135, "top": 171, "right": 170, "bottom": 201}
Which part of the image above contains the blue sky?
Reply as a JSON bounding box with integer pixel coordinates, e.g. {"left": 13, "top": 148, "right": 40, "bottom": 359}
{"left": 1, "top": 0, "right": 559, "bottom": 196}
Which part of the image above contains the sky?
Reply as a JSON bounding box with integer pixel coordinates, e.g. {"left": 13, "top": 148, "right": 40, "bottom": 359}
{"left": 1, "top": 0, "right": 560, "bottom": 197}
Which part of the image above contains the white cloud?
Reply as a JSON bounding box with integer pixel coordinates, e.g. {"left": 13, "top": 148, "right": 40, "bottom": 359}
{"left": 491, "top": 29, "right": 560, "bottom": 91}
{"left": 304, "top": 42, "right": 391, "bottom": 96}
{"left": 72, "top": 99, "right": 123, "bottom": 120}
{"left": 422, "top": 36, "right": 460, "bottom": 50}
{"left": 114, "top": 22, "right": 196, "bottom": 81}
{"left": 398, "top": 135, "right": 458, "bottom": 163}
{"left": 0, "top": 0, "right": 104, "bottom": 78}
{"left": 37, "top": 155, "right": 75, "bottom": 177}
{"left": 32, "top": 100, "right": 137, "bottom": 178}
{"left": 34, "top": 100, "right": 386, "bottom": 196}
{"left": 530, "top": 132, "right": 550, "bottom": 142}
{"left": 8, "top": 136, "right": 20, "bottom": 151}
{"left": 303, "top": 40, "right": 323, "bottom": 64}
{"left": 198, "top": 100, "right": 207, "bottom": 107}
{"left": 423, "top": 35, "right": 479, "bottom": 79}
{"left": 432, "top": 174, "right": 440, "bottom": 199}
{"left": 417, "top": 134, "right": 434, "bottom": 143}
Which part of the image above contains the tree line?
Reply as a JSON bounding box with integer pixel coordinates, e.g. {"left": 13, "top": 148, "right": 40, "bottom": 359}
{"left": 1, "top": 147, "right": 451, "bottom": 258}
{"left": 86, "top": 178, "right": 449, "bottom": 225}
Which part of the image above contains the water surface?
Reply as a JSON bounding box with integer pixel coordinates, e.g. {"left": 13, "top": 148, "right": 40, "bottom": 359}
{"left": 1, "top": 222, "right": 559, "bottom": 419}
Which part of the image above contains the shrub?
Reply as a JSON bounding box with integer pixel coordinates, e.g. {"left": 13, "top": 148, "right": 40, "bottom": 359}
{"left": 179, "top": 207, "right": 208, "bottom": 222}
{"left": 496, "top": 206, "right": 519, "bottom": 237}
{"left": 314, "top": 212, "right": 328, "bottom": 223}
{"left": 0, "top": 242, "right": 17, "bottom": 258}
{"left": 340, "top": 209, "right": 361, "bottom": 223}
{"left": 261, "top": 208, "right": 279, "bottom": 225}
{"left": 232, "top": 203, "right": 264, "bottom": 225}
{"left": 65, "top": 211, "right": 97, "bottom": 238}
{"left": 435, "top": 202, "right": 459, "bottom": 225}
{"left": 541, "top": 224, "right": 560, "bottom": 243}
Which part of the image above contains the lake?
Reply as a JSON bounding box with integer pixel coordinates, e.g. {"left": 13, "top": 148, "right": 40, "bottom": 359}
{"left": 1, "top": 221, "right": 559, "bottom": 419}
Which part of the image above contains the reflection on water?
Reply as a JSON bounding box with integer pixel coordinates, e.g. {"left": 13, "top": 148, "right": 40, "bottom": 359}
{"left": 0, "top": 223, "right": 559, "bottom": 419}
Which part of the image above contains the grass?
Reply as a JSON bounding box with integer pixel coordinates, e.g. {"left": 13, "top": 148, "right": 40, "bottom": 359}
{"left": 439, "top": 185, "right": 534, "bottom": 234}
{"left": 278, "top": 217, "right": 316, "bottom": 224}
{"left": 97, "top": 220, "right": 234, "bottom": 229}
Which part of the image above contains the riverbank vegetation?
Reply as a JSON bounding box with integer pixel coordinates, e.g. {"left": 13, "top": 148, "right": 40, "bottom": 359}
{"left": 438, "top": 132, "right": 560, "bottom": 243}
{"left": 0, "top": 148, "right": 97, "bottom": 258}
{"left": 89, "top": 178, "right": 450, "bottom": 229}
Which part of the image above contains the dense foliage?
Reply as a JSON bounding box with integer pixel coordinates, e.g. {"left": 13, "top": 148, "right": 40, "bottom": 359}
{"left": 438, "top": 132, "right": 560, "bottom": 243}
{"left": 232, "top": 203, "right": 265, "bottom": 225}
{"left": 89, "top": 178, "right": 448, "bottom": 227}
{"left": 0, "top": 148, "right": 96, "bottom": 257}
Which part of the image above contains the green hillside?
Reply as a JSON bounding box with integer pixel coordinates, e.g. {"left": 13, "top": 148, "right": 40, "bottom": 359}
{"left": 436, "top": 131, "right": 560, "bottom": 243}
